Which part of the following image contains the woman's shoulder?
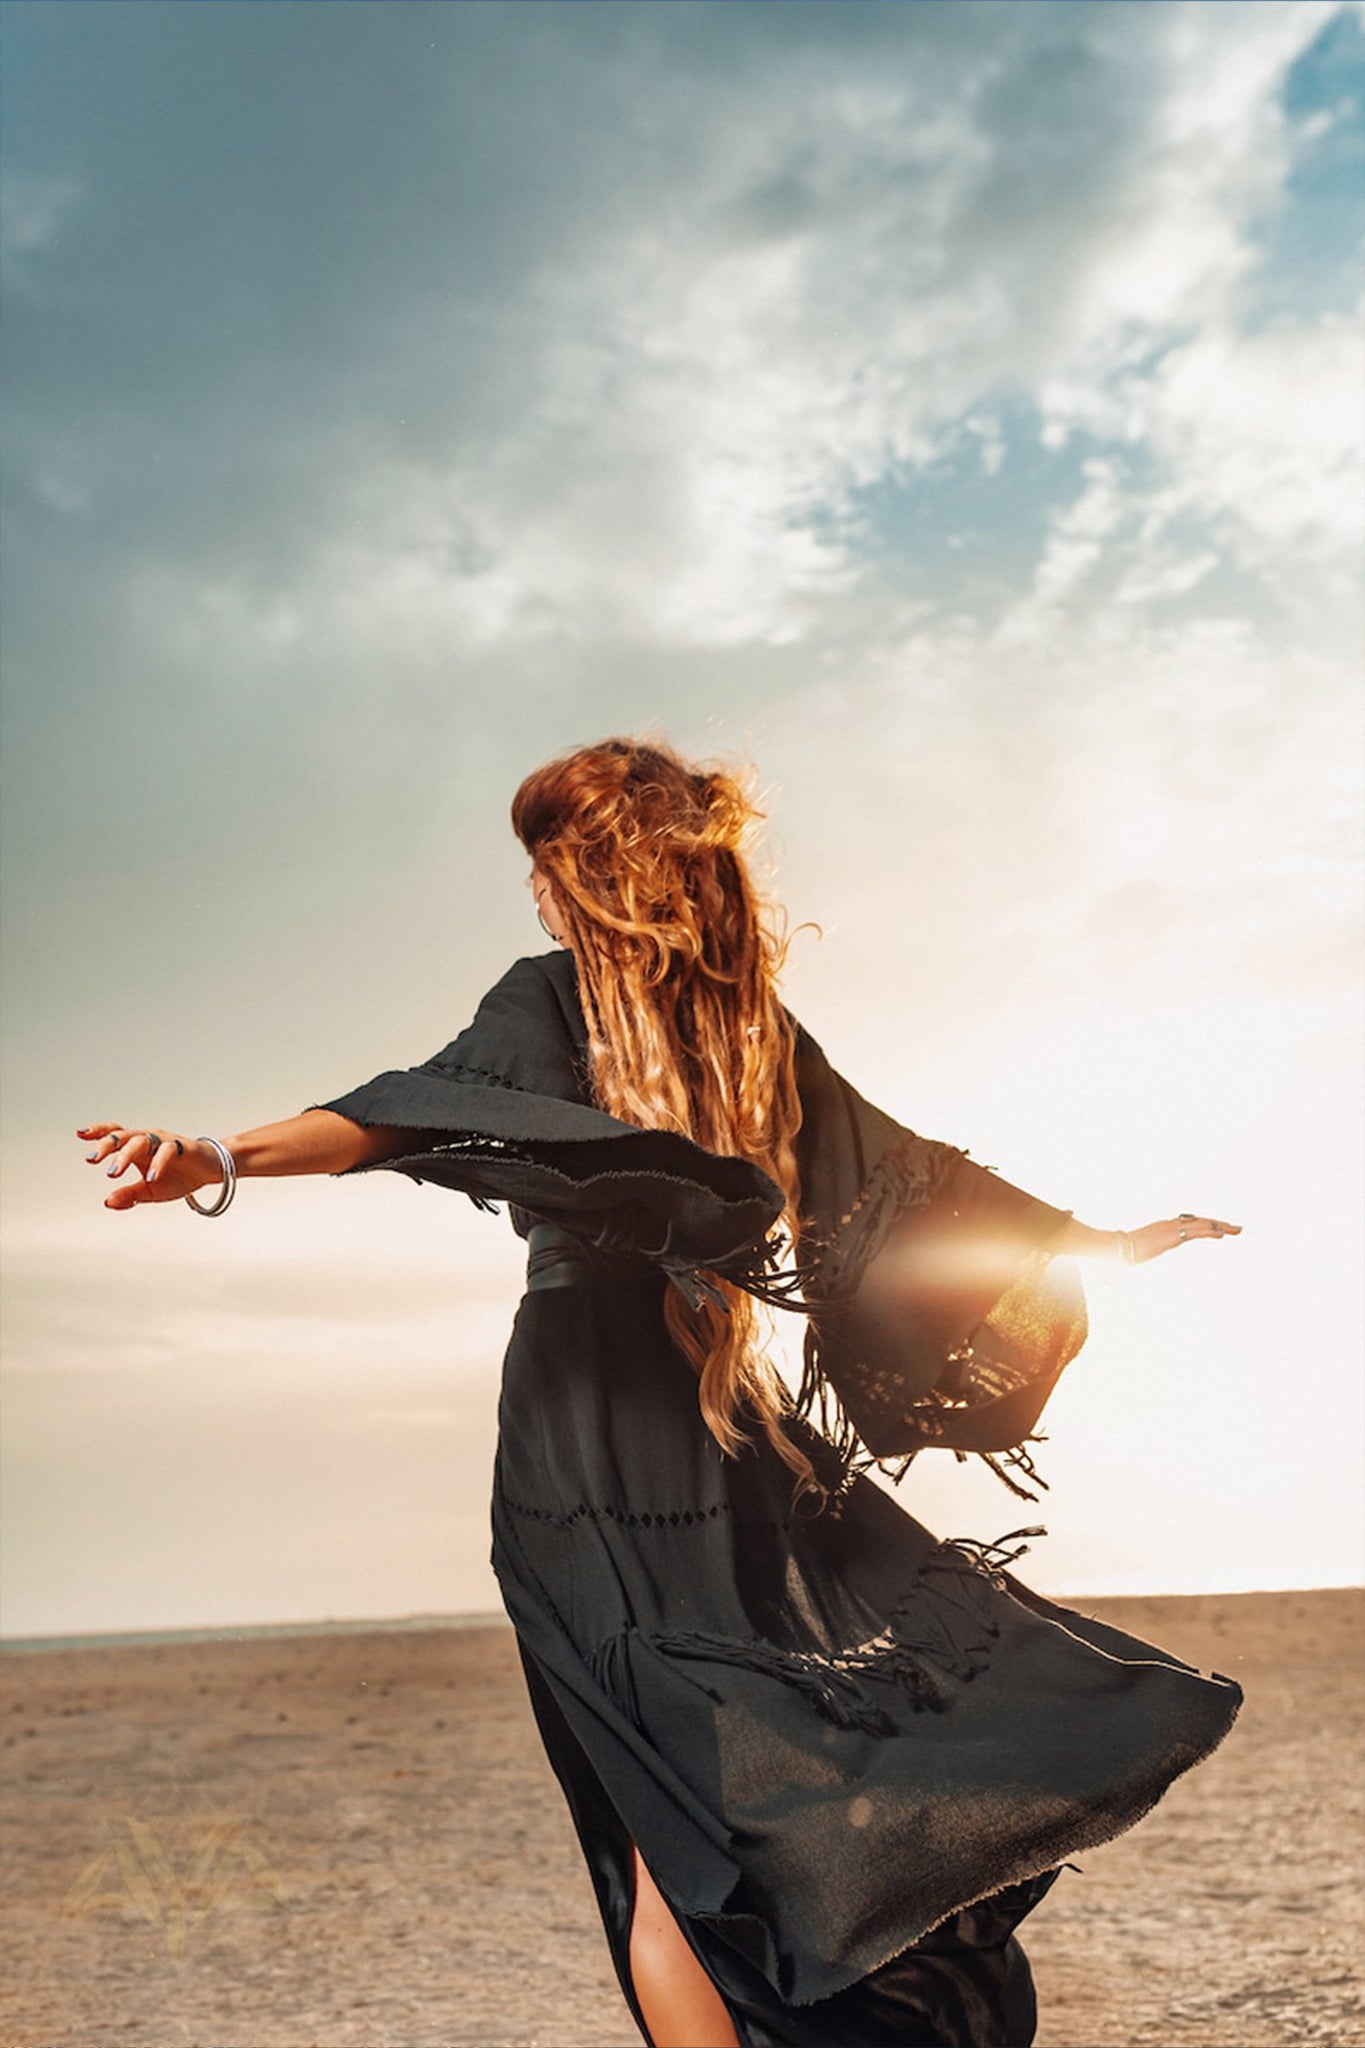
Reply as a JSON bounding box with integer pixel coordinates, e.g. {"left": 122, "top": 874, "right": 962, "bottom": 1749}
{"left": 470, "top": 948, "right": 583, "bottom": 1042}
{"left": 435, "top": 949, "right": 587, "bottom": 1099}
{"left": 513, "top": 944, "right": 581, "bottom": 1011}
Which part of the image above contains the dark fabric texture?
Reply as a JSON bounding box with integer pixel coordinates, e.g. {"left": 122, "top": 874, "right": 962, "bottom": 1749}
{"left": 318, "top": 950, "right": 1243, "bottom": 2043}
{"left": 789, "top": 1045, "right": 1088, "bottom": 1466}
{"left": 318, "top": 953, "right": 785, "bottom": 1279}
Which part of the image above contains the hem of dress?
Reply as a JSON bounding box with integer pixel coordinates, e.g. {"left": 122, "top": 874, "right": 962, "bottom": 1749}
{"left": 732, "top": 1684, "right": 1242, "bottom": 2008}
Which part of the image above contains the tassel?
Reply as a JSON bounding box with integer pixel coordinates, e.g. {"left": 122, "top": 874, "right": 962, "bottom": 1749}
{"left": 975, "top": 1444, "right": 1050, "bottom": 1503}
{"left": 712, "top": 1225, "right": 817, "bottom": 1308}
{"left": 812, "top": 1134, "right": 962, "bottom": 1303}
{"left": 646, "top": 1530, "right": 1044, "bottom": 1735}
{"left": 653, "top": 1629, "right": 902, "bottom": 1735}
{"left": 795, "top": 1324, "right": 863, "bottom": 1481}
{"left": 662, "top": 1265, "right": 732, "bottom": 1315}
{"left": 795, "top": 1322, "right": 1054, "bottom": 1506}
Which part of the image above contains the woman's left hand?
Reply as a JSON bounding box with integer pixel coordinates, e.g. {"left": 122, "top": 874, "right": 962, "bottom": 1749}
{"left": 1125, "top": 1215, "right": 1241, "bottom": 1263}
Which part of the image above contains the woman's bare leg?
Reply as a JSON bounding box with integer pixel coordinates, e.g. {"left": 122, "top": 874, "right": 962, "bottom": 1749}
{"left": 628, "top": 1843, "right": 740, "bottom": 2048}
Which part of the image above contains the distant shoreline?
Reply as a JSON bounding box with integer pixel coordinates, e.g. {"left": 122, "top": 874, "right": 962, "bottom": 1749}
{"left": 0, "top": 1610, "right": 511, "bottom": 1656}
{"left": 3, "top": 1583, "right": 1359, "bottom": 1658}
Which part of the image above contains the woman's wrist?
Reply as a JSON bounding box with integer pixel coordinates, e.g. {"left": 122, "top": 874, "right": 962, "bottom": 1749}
{"left": 1054, "top": 1216, "right": 1126, "bottom": 1259}
{"left": 188, "top": 1136, "right": 228, "bottom": 1185}
{"left": 186, "top": 1138, "right": 237, "bottom": 1217}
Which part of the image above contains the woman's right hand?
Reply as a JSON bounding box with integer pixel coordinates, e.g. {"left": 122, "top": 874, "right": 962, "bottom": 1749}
{"left": 77, "top": 1123, "right": 225, "bottom": 1212}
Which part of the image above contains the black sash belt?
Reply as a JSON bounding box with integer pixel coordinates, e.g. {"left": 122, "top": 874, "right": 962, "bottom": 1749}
{"left": 525, "top": 1221, "right": 593, "bottom": 1291}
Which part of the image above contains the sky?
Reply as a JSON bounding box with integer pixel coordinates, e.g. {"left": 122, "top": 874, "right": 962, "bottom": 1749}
{"left": 2, "top": 0, "right": 1362, "bottom": 1639}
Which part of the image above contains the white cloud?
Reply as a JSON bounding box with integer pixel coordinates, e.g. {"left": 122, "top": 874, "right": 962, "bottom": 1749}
{"left": 1032, "top": 459, "right": 1129, "bottom": 603}
{"left": 1022, "top": 300, "right": 1365, "bottom": 638}
{"left": 7, "top": 2, "right": 1351, "bottom": 668}
{"left": 1141, "top": 309, "right": 1365, "bottom": 569}
{"left": 1113, "top": 549, "right": 1220, "bottom": 607}
{"left": 293, "top": 1, "right": 1347, "bottom": 653}
{"left": 0, "top": 171, "right": 81, "bottom": 263}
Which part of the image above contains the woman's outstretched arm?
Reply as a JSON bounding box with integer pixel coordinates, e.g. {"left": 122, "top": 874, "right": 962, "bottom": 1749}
{"left": 1054, "top": 1213, "right": 1241, "bottom": 1264}
{"left": 77, "top": 1112, "right": 418, "bottom": 1212}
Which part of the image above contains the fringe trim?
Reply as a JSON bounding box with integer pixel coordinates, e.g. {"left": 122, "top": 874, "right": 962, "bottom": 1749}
{"left": 809, "top": 1133, "right": 963, "bottom": 1304}
{"left": 794, "top": 1342, "right": 1053, "bottom": 1506}
{"left": 663, "top": 1221, "right": 818, "bottom": 1316}
{"left": 644, "top": 1529, "right": 1044, "bottom": 1737}
{"left": 789, "top": 1133, "right": 1052, "bottom": 1503}
{"left": 707, "top": 1225, "right": 817, "bottom": 1307}
{"left": 973, "top": 1443, "right": 1050, "bottom": 1502}
{"left": 650, "top": 1631, "right": 922, "bottom": 1735}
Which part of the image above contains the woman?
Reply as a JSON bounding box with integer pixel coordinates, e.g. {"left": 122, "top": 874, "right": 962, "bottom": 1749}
{"left": 80, "top": 738, "right": 1241, "bottom": 2048}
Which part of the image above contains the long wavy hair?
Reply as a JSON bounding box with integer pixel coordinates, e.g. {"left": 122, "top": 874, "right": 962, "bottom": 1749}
{"left": 511, "top": 737, "right": 813, "bottom": 1493}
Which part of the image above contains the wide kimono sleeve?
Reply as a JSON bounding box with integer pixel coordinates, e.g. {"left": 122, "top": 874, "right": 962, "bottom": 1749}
{"left": 792, "top": 1024, "right": 1088, "bottom": 1481}
{"left": 314, "top": 951, "right": 785, "bottom": 1282}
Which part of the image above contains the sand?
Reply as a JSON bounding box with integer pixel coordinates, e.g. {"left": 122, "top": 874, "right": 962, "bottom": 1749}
{"left": 2, "top": 1589, "right": 1361, "bottom": 2048}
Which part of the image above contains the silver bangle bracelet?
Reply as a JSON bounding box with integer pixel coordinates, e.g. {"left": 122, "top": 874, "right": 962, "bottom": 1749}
{"left": 186, "top": 1137, "right": 237, "bottom": 1218}
{"left": 1116, "top": 1229, "right": 1136, "bottom": 1265}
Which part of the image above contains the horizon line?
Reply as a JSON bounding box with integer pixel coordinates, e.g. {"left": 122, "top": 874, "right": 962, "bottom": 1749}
{"left": 5, "top": 1583, "right": 1362, "bottom": 1657}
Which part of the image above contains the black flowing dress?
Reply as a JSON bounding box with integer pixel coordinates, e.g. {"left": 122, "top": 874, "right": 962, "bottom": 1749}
{"left": 322, "top": 950, "right": 1241, "bottom": 2048}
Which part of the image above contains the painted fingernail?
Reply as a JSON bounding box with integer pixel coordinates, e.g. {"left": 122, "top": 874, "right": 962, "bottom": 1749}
{"left": 86, "top": 1152, "right": 98, "bottom": 1162}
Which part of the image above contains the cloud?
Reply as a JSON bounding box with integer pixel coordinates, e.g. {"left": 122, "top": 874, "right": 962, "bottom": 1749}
{"left": 5, "top": 0, "right": 1349, "bottom": 673}
{"left": 3, "top": 0, "right": 1360, "bottom": 1181}
{"left": 0, "top": 168, "right": 81, "bottom": 263}
{"left": 1030, "top": 298, "right": 1364, "bottom": 605}
{"left": 1026, "top": 459, "right": 1130, "bottom": 611}
{"left": 1141, "top": 310, "right": 1365, "bottom": 569}
{"left": 3, "top": 1, "right": 1357, "bottom": 1107}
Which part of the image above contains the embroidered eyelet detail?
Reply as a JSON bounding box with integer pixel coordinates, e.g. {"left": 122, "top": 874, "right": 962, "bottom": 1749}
{"left": 500, "top": 1495, "right": 732, "bottom": 1532}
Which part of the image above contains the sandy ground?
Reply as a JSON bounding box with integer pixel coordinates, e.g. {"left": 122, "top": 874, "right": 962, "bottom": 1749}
{"left": 2, "top": 1589, "right": 1360, "bottom": 2048}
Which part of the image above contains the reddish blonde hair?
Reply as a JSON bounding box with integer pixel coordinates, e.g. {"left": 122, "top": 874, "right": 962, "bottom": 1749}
{"left": 512, "top": 737, "right": 812, "bottom": 1492}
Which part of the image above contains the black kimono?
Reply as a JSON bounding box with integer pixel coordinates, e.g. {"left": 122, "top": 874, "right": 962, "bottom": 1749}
{"left": 322, "top": 950, "right": 1240, "bottom": 2048}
